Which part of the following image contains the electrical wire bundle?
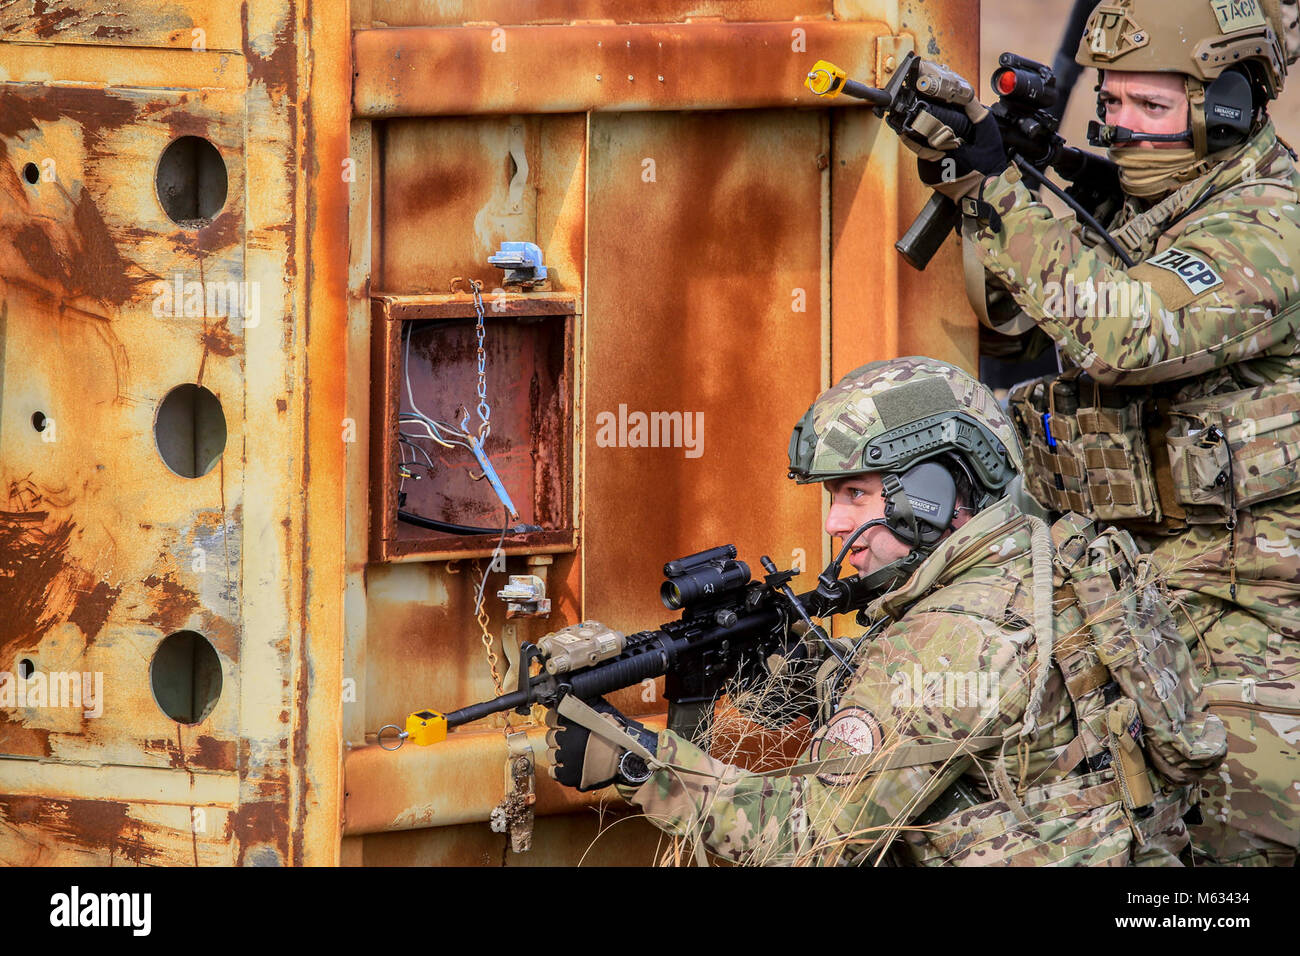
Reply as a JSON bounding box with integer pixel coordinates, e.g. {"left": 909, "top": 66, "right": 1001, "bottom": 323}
{"left": 397, "top": 320, "right": 538, "bottom": 536}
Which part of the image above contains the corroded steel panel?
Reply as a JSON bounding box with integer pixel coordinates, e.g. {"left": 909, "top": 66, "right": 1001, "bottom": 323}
{"left": 301, "top": 0, "right": 353, "bottom": 869}
{"left": 0, "top": 74, "right": 249, "bottom": 801}
{"left": 353, "top": 812, "right": 668, "bottom": 867}
{"left": 0, "top": 0, "right": 351, "bottom": 867}
{"left": 353, "top": 21, "right": 883, "bottom": 118}
{"left": 342, "top": 718, "right": 664, "bottom": 835}
{"left": 378, "top": 115, "right": 588, "bottom": 294}
{"left": 0, "top": 795, "right": 236, "bottom": 865}
{"left": 582, "top": 109, "right": 828, "bottom": 633}
{"left": 0, "top": 0, "right": 244, "bottom": 50}
{"left": 362, "top": 0, "right": 832, "bottom": 28}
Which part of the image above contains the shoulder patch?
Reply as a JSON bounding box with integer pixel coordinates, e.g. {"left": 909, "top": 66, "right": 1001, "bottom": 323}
{"left": 811, "top": 706, "right": 883, "bottom": 786}
{"left": 1143, "top": 246, "right": 1224, "bottom": 295}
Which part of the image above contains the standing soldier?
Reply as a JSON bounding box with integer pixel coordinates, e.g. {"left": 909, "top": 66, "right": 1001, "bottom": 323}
{"left": 909, "top": 0, "right": 1300, "bottom": 865}
{"left": 542, "top": 358, "right": 1223, "bottom": 865}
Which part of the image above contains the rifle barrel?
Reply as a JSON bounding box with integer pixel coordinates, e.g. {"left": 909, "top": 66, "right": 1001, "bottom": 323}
{"left": 841, "top": 78, "right": 892, "bottom": 108}
{"left": 444, "top": 689, "right": 530, "bottom": 728}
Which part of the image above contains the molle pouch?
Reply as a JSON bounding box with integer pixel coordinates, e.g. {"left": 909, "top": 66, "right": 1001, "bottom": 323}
{"left": 1076, "top": 393, "right": 1161, "bottom": 522}
{"left": 1063, "top": 527, "right": 1227, "bottom": 785}
{"left": 1165, "top": 419, "right": 1231, "bottom": 516}
{"left": 1009, "top": 374, "right": 1092, "bottom": 515}
{"left": 1009, "top": 373, "right": 1160, "bottom": 521}
{"left": 1166, "top": 380, "right": 1300, "bottom": 522}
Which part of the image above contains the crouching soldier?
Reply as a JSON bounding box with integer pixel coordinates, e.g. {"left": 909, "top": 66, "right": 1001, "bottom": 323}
{"left": 541, "top": 358, "right": 1226, "bottom": 865}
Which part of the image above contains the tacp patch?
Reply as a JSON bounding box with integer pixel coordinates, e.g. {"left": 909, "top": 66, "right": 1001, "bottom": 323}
{"left": 1144, "top": 246, "right": 1225, "bottom": 295}
{"left": 811, "top": 706, "right": 883, "bottom": 786}
{"left": 1211, "top": 0, "right": 1265, "bottom": 34}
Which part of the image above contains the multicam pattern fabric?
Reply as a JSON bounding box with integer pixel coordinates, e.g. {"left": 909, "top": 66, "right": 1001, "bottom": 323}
{"left": 624, "top": 499, "right": 1195, "bottom": 866}
{"left": 973, "top": 122, "right": 1300, "bottom": 386}
{"left": 968, "top": 121, "right": 1300, "bottom": 865}
{"left": 1150, "top": 517, "right": 1300, "bottom": 865}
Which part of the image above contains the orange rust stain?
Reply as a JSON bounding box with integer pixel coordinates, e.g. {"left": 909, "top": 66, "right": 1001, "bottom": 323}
{"left": 141, "top": 571, "right": 202, "bottom": 633}
{"left": 146, "top": 737, "right": 190, "bottom": 769}
{"left": 0, "top": 713, "right": 53, "bottom": 757}
{"left": 228, "top": 800, "right": 289, "bottom": 865}
{"left": 243, "top": 2, "right": 298, "bottom": 97}
{"left": 276, "top": 399, "right": 287, "bottom": 413}
{"left": 0, "top": 795, "right": 161, "bottom": 864}
{"left": 194, "top": 206, "right": 241, "bottom": 253}
{"left": 30, "top": 6, "right": 92, "bottom": 40}
{"left": 193, "top": 735, "right": 236, "bottom": 771}
{"left": 201, "top": 320, "right": 239, "bottom": 357}
{"left": 91, "top": 23, "right": 132, "bottom": 39}
{"left": 190, "top": 509, "right": 228, "bottom": 534}
{"left": 11, "top": 174, "right": 136, "bottom": 307}
{"left": 0, "top": 509, "right": 73, "bottom": 655}
{"left": 66, "top": 577, "right": 122, "bottom": 643}
{"left": 0, "top": 87, "right": 139, "bottom": 306}
{"left": 0, "top": 85, "right": 135, "bottom": 142}
{"left": 144, "top": 735, "right": 236, "bottom": 772}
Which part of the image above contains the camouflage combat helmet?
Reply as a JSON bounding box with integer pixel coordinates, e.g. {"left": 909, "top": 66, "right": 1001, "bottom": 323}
{"left": 787, "top": 356, "right": 1021, "bottom": 504}
{"left": 788, "top": 357, "right": 1022, "bottom": 595}
{"left": 1076, "top": 0, "right": 1290, "bottom": 92}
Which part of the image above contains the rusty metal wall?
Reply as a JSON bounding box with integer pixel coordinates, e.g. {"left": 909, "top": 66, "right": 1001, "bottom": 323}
{"left": 0, "top": 0, "right": 977, "bottom": 866}
{"left": 342, "top": 0, "right": 978, "bottom": 865}
{"left": 0, "top": 0, "right": 348, "bottom": 864}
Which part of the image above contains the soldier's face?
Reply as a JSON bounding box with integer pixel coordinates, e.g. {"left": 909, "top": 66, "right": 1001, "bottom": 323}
{"left": 823, "top": 474, "right": 912, "bottom": 577}
{"left": 1099, "top": 71, "right": 1190, "bottom": 148}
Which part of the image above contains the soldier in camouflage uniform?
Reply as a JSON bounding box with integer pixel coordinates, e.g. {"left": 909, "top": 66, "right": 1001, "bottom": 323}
{"left": 908, "top": 0, "right": 1300, "bottom": 865}
{"left": 544, "top": 358, "right": 1222, "bottom": 865}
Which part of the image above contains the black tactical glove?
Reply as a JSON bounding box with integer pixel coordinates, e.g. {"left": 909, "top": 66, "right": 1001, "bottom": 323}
{"left": 916, "top": 112, "right": 1008, "bottom": 200}
{"left": 545, "top": 697, "right": 659, "bottom": 792}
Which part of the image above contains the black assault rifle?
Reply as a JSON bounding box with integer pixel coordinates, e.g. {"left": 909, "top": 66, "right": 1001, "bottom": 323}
{"left": 385, "top": 545, "right": 877, "bottom": 747}
{"left": 807, "top": 51, "right": 1121, "bottom": 270}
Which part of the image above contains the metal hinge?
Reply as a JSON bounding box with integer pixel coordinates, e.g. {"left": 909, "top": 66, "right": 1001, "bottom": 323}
{"left": 875, "top": 32, "right": 916, "bottom": 89}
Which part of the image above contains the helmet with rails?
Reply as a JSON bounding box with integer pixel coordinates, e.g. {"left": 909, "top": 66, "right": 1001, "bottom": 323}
{"left": 1074, "top": 0, "right": 1294, "bottom": 155}
{"left": 787, "top": 356, "right": 1022, "bottom": 593}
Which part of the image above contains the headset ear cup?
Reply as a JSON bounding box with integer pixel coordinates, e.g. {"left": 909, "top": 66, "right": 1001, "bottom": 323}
{"left": 1203, "top": 69, "right": 1254, "bottom": 152}
{"left": 886, "top": 461, "right": 958, "bottom": 547}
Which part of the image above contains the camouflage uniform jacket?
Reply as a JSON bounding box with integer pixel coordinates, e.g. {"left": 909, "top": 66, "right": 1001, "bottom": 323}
{"left": 967, "top": 122, "right": 1300, "bottom": 864}
{"left": 972, "top": 120, "right": 1300, "bottom": 385}
{"left": 625, "top": 498, "right": 1190, "bottom": 866}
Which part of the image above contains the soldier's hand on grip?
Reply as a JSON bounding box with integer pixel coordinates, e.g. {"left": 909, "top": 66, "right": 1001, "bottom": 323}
{"left": 544, "top": 696, "right": 658, "bottom": 792}
{"left": 893, "top": 58, "right": 989, "bottom": 160}
{"left": 916, "top": 111, "right": 1008, "bottom": 200}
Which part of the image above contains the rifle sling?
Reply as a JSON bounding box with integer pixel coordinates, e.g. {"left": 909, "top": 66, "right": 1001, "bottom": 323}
{"left": 556, "top": 695, "right": 658, "bottom": 763}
